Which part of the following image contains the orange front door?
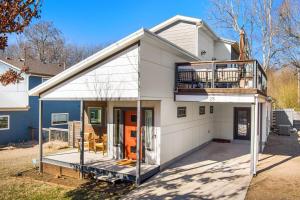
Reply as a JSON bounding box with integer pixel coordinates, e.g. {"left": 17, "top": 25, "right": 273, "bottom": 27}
{"left": 124, "top": 110, "right": 141, "bottom": 160}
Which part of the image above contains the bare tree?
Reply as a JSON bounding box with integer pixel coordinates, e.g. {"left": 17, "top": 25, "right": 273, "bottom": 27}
{"left": 63, "top": 44, "right": 106, "bottom": 67}
{"left": 209, "top": 0, "right": 280, "bottom": 70}
{"left": 278, "top": 0, "right": 300, "bottom": 68}
{"left": 23, "top": 21, "right": 65, "bottom": 63}
{"left": 209, "top": 0, "right": 254, "bottom": 56}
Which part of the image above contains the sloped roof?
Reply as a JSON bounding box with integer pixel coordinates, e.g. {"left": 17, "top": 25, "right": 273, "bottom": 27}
{"left": 0, "top": 57, "right": 64, "bottom": 76}
{"left": 29, "top": 28, "right": 200, "bottom": 96}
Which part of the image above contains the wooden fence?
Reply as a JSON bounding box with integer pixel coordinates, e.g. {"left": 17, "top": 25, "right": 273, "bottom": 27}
{"left": 68, "top": 121, "right": 81, "bottom": 148}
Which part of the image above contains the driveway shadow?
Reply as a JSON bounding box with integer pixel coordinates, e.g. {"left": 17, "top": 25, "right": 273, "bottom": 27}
{"left": 124, "top": 142, "right": 251, "bottom": 200}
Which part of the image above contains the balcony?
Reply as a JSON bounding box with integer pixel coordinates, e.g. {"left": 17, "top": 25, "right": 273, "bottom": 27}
{"left": 175, "top": 60, "right": 267, "bottom": 96}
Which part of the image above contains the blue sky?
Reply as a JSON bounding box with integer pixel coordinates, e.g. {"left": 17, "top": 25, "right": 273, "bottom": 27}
{"left": 9, "top": 0, "right": 214, "bottom": 46}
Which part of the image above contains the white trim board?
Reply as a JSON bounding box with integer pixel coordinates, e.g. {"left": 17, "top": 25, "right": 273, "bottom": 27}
{"left": 175, "top": 94, "right": 256, "bottom": 103}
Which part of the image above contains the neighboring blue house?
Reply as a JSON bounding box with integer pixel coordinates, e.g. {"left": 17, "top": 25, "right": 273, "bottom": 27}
{"left": 0, "top": 58, "right": 80, "bottom": 145}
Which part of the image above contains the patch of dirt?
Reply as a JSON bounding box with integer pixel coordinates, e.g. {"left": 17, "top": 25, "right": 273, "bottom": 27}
{"left": 246, "top": 132, "right": 300, "bottom": 200}
{"left": 19, "top": 168, "right": 86, "bottom": 188}
{"left": 0, "top": 141, "right": 135, "bottom": 200}
{"left": 19, "top": 168, "right": 135, "bottom": 200}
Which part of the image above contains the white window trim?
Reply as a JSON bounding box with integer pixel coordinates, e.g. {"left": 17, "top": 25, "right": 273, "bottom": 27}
{"left": 0, "top": 115, "right": 10, "bottom": 130}
{"left": 42, "top": 77, "right": 51, "bottom": 83}
{"left": 88, "top": 107, "right": 102, "bottom": 125}
{"left": 51, "top": 113, "right": 69, "bottom": 126}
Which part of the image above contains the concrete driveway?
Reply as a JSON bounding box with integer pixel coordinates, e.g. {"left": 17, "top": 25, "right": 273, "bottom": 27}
{"left": 125, "top": 141, "right": 251, "bottom": 200}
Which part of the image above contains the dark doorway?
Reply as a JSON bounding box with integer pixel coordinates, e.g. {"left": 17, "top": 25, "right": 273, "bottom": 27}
{"left": 234, "top": 107, "right": 251, "bottom": 140}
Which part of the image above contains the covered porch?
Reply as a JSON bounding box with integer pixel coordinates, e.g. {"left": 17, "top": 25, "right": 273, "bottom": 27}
{"left": 43, "top": 149, "right": 159, "bottom": 182}
{"left": 172, "top": 94, "right": 272, "bottom": 176}
{"left": 39, "top": 99, "right": 161, "bottom": 184}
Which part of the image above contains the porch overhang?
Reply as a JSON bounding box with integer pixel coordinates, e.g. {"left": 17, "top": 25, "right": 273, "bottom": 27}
{"left": 39, "top": 97, "right": 139, "bottom": 101}
{"left": 175, "top": 93, "right": 267, "bottom": 103}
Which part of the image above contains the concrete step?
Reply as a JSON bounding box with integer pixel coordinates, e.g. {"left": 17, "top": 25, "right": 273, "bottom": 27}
{"left": 95, "top": 175, "right": 121, "bottom": 184}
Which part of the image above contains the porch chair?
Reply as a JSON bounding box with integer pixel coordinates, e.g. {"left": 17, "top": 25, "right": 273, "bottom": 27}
{"left": 77, "top": 132, "right": 94, "bottom": 152}
{"left": 94, "top": 134, "right": 107, "bottom": 155}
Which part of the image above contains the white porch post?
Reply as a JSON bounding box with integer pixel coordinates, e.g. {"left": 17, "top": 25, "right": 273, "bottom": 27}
{"left": 80, "top": 100, "right": 84, "bottom": 178}
{"left": 38, "top": 99, "right": 43, "bottom": 173}
{"left": 250, "top": 94, "right": 259, "bottom": 175}
{"left": 136, "top": 99, "right": 141, "bottom": 185}
{"left": 136, "top": 42, "right": 141, "bottom": 185}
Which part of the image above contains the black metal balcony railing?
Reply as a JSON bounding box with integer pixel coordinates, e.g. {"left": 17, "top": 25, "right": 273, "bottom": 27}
{"left": 175, "top": 60, "right": 267, "bottom": 94}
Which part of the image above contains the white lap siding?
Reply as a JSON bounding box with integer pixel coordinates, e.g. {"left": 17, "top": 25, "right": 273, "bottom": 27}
{"left": 139, "top": 39, "right": 213, "bottom": 165}
{"left": 160, "top": 100, "right": 214, "bottom": 165}
{"left": 41, "top": 45, "right": 139, "bottom": 100}
{"left": 155, "top": 21, "right": 197, "bottom": 56}
{"left": 213, "top": 103, "right": 252, "bottom": 140}
{"left": 0, "top": 62, "right": 28, "bottom": 109}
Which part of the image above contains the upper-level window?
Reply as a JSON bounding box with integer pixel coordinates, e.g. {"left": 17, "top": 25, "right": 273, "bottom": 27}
{"left": 177, "top": 107, "right": 187, "bottom": 118}
{"left": 0, "top": 115, "right": 9, "bottom": 130}
{"left": 51, "top": 113, "right": 69, "bottom": 126}
{"left": 88, "top": 107, "right": 102, "bottom": 125}
{"left": 199, "top": 106, "right": 205, "bottom": 115}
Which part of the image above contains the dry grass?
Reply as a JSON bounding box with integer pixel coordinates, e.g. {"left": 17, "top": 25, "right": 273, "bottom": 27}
{"left": 0, "top": 141, "right": 134, "bottom": 200}
{"left": 246, "top": 132, "right": 300, "bottom": 200}
{"left": 0, "top": 141, "right": 70, "bottom": 200}
{"left": 43, "top": 140, "right": 70, "bottom": 152}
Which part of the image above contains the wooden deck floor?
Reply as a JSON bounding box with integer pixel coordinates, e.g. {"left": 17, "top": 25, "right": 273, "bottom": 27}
{"left": 43, "top": 149, "right": 159, "bottom": 182}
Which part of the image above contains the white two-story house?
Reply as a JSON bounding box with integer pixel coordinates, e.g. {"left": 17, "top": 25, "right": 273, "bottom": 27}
{"left": 29, "top": 15, "right": 271, "bottom": 183}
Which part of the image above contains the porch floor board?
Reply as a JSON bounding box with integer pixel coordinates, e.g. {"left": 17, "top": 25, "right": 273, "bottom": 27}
{"left": 43, "top": 149, "right": 159, "bottom": 181}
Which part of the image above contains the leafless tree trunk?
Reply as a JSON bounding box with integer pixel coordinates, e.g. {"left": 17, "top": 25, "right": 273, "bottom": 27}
{"left": 23, "top": 21, "right": 65, "bottom": 63}
{"left": 209, "top": 0, "right": 280, "bottom": 70}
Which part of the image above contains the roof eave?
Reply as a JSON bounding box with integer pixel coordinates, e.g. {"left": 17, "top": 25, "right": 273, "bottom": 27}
{"left": 29, "top": 28, "right": 145, "bottom": 96}
{"left": 29, "top": 28, "right": 200, "bottom": 97}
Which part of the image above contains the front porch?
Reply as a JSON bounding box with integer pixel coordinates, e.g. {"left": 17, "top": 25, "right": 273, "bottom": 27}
{"left": 38, "top": 99, "right": 160, "bottom": 184}
{"left": 43, "top": 149, "right": 160, "bottom": 182}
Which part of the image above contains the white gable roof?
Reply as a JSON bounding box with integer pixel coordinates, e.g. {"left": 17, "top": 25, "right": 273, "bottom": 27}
{"left": 0, "top": 59, "right": 22, "bottom": 72}
{"left": 150, "top": 15, "right": 237, "bottom": 44}
{"left": 29, "top": 28, "right": 199, "bottom": 96}
{"left": 151, "top": 15, "right": 203, "bottom": 32}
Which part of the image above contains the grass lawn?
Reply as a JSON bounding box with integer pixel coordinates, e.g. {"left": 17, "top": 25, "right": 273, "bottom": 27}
{"left": 0, "top": 142, "right": 134, "bottom": 200}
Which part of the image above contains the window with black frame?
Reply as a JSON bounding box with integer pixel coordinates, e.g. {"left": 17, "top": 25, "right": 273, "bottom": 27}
{"left": 199, "top": 106, "right": 205, "bottom": 115}
{"left": 88, "top": 107, "right": 102, "bottom": 125}
{"left": 144, "top": 109, "right": 154, "bottom": 150}
{"left": 177, "top": 107, "right": 186, "bottom": 118}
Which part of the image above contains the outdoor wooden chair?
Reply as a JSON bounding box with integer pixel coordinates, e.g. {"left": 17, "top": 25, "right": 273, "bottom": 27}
{"left": 77, "top": 132, "right": 94, "bottom": 152}
{"left": 94, "top": 134, "right": 107, "bottom": 155}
